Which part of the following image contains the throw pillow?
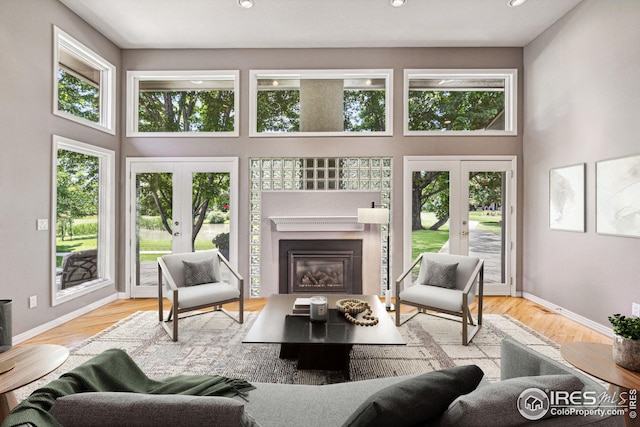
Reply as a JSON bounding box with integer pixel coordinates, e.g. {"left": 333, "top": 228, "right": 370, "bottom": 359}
{"left": 421, "top": 259, "right": 458, "bottom": 288}
{"left": 436, "top": 374, "right": 584, "bottom": 427}
{"left": 183, "top": 258, "right": 218, "bottom": 287}
{"left": 342, "top": 365, "right": 484, "bottom": 427}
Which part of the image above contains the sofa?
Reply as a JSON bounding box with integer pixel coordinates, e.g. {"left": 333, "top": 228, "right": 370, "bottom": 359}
{"left": 3, "top": 339, "right": 624, "bottom": 427}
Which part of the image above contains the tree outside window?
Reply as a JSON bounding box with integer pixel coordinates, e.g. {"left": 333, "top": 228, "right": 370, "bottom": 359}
{"left": 57, "top": 68, "right": 100, "bottom": 123}
{"left": 56, "top": 149, "right": 100, "bottom": 266}
{"left": 138, "top": 90, "right": 235, "bottom": 133}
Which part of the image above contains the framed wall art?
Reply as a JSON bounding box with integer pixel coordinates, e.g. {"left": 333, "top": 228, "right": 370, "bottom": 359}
{"left": 549, "top": 163, "right": 585, "bottom": 232}
{"left": 596, "top": 153, "right": 640, "bottom": 238}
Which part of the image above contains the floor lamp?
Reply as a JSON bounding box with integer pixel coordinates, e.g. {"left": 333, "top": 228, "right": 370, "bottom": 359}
{"left": 357, "top": 202, "right": 393, "bottom": 311}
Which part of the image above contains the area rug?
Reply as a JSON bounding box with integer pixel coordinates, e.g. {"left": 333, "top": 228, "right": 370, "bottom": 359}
{"left": 15, "top": 311, "right": 565, "bottom": 400}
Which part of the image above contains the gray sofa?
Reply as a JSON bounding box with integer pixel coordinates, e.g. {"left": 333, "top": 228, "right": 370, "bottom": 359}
{"left": 6, "top": 339, "right": 624, "bottom": 427}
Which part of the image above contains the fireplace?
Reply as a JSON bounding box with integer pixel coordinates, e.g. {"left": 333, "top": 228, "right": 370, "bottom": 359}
{"left": 279, "top": 240, "right": 363, "bottom": 294}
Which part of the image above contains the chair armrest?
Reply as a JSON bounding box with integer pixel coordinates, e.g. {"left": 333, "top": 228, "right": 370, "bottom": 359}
{"left": 461, "top": 259, "right": 484, "bottom": 295}
{"left": 216, "top": 252, "right": 244, "bottom": 296}
{"left": 158, "top": 257, "right": 179, "bottom": 292}
{"left": 395, "top": 254, "right": 424, "bottom": 296}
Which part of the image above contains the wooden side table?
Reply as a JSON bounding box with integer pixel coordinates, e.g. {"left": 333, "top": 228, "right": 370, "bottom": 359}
{"left": 0, "top": 344, "right": 69, "bottom": 423}
{"left": 561, "top": 342, "right": 640, "bottom": 427}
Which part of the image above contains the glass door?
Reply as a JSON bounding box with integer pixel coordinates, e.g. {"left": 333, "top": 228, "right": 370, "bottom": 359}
{"left": 134, "top": 168, "right": 175, "bottom": 294}
{"left": 404, "top": 157, "right": 515, "bottom": 295}
{"left": 126, "top": 158, "right": 238, "bottom": 298}
{"left": 461, "top": 162, "right": 512, "bottom": 294}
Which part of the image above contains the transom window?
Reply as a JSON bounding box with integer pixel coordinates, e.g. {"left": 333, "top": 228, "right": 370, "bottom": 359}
{"left": 53, "top": 27, "right": 116, "bottom": 134}
{"left": 250, "top": 70, "right": 393, "bottom": 137}
{"left": 404, "top": 69, "right": 517, "bottom": 136}
{"left": 127, "top": 70, "right": 239, "bottom": 137}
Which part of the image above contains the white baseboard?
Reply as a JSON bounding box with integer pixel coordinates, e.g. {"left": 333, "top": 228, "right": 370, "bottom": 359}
{"left": 13, "top": 293, "right": 119, "bottom": 345}
{"left": 522, "top": 292, "right": 613, "bottom": 338}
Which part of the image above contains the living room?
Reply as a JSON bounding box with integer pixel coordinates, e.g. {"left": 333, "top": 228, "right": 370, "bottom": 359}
{"left": 1, "top": 0, "right": 639, "bottom": 361}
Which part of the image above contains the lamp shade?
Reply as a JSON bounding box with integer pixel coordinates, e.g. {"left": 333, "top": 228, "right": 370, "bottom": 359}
{"left": 357, "top": 207, "right": 389, "bottom": 224}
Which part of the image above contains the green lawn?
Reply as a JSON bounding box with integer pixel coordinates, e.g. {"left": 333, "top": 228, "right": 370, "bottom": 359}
{"left": 57, "top": 212, "right": 501, "bottom": 266}
{"left": 469, "top": 211, "right": 502, "bottom": 234}
{"left": 410, "top": 211, "right": 502, "bottom": 262}
{"left": 57, "top": 234, "right": 218, "bottom": 263}
{"left": 56, "top": 236, "right": 98, "bottom": 267}
{"left": 138, "top": 240, "right": 218, "bottom": 261}
{"left": 411, "top": 212, "right": 449, "bottom": 260}
{"left": 411, "top": 229, "right": 449, "bottom": 260}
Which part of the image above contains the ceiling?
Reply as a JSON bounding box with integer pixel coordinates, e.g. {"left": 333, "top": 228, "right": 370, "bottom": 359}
{"left": 59, "top": 0, "right": 583, "bottom": 50}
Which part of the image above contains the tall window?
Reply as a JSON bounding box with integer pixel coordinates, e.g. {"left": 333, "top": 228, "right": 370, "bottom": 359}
{"left": 52, "top": 136, "right": 115, "bottom": 305}
{"left": 53, "top": 27, "right": 116, "bottom": 134}
{"left": 250, "top": 70, "right": 393, "bottom": 137}
{"left": 404, "top": 69, "right": 517, "bottom": 136}
{"left": 127, "top": 71, "right": 239, "bottom": 137}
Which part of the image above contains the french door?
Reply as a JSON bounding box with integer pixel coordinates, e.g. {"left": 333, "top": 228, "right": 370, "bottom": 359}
{"left": 125, "top": 158, "right": 238, "bottom": 298}
{"left": 403, "top": 157, "right": 517, "bottom": 295}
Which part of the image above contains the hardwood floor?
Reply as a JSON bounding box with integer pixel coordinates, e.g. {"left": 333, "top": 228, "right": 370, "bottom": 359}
{"left": 20, "top": 296, "right": 611, "bottom": 348}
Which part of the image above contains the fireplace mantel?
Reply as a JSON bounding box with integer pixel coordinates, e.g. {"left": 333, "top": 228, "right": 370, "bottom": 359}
{"left": 269, "top": 216, "right": 364, "bottom": 232}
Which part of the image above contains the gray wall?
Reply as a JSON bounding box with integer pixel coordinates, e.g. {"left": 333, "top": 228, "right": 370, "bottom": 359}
{"left": 2, "top": 0, "right": 525, "bottom": 337}
{"left": 0, "top": 0, "right": 121, "bottom": 335}
{"left": 121, "top": 47, "right": 524, "bottom": 304}
{"left": 523, "top": 0, "right": 640, "bottom": 327}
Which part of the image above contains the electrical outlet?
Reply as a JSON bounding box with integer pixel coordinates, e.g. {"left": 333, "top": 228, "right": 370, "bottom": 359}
{"left": 29, "top": 295, "right": 37, "bottom": 309}
{"left": 36, "top": 219, "right": 48, "bottom": 231}
{"left": 633, "top": 302, "right": 640, "bottom": 317}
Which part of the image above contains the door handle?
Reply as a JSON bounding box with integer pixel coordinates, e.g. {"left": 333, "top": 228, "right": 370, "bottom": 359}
{"left": 461, "top": 231, "right": 469, "bottom": 236}
{"left": 173, "top": 232, "right": 181, "bottom": 237}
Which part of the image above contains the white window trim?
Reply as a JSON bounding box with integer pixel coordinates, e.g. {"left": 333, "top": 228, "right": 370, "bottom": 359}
{"left": 126, "top": 70, "right": 240, "bottom": 137}
{"left": 53, "top": 26, "right": 116, "bottom": 135}
{"left": 249, "top": 69, "right": 393, "bottom": 137}
{"left": 51, "top": 136, "right": 116, "bottom": 306}
{"left": 403, "top": 69, "right": 518, "bottom": 136}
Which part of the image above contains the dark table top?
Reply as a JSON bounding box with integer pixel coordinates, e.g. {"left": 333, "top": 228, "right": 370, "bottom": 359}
{"left": 243, "top": 294, "right": 405, "bottom": 346}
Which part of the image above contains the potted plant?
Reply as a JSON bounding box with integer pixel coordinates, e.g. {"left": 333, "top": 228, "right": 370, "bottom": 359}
{"left": 608, "top": 314, "right": 640, "bottom": 372}
{"left": 212, "top": 232, "right": 230, "bottom": 260}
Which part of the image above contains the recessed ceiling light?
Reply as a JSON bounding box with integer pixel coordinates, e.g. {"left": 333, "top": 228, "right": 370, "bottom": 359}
{"left": 238, "top": 0, "right": 254, "bottom": 9}
{"left": 508, "top": 0, "right": 527, "bottom": 7}
{"left": 390, "top": 0, "right": 406, "bottom": 7}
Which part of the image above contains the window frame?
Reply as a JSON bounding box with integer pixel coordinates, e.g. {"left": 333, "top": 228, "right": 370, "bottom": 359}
{"left": 249, "top": 69, "right": 394, "bottom": 137}
{"left": 403, "top": 69, "right": 517, "bottom": 136}
{"left": 51, "top": 135, "right": 115, "bottom": 306}
{"left": 126, "top": 70, "right": 240, "bottom": 137}
{"left": 53, "top": 26, "right": 116, "bottom": 135}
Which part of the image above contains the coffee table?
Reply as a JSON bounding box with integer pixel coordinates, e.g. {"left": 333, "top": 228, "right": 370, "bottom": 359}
{"left": 243, "top": 294, "right": 405, "bottom": 376}
{"left": 561, "top": 342, "right": 640, "bottom": 427}
{"left": 0, "top": 344, "right": 69, "bottom": 423}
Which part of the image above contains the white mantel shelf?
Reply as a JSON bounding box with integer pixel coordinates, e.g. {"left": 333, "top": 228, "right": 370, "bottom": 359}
{"left": 268, "top": 216, "right": 364, "bottom": 232}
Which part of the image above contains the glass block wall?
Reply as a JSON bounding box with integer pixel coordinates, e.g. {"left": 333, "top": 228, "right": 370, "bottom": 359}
{"left": 249, "top": 157, "right": 393, "bottom": 297}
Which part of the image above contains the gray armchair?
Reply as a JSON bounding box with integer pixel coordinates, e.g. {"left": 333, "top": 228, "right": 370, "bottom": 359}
{"left": 395, "top": 253, "right": 484, "bottom": 346}
{"left": 158, "top": 250, "right": 243, "bottom": 341}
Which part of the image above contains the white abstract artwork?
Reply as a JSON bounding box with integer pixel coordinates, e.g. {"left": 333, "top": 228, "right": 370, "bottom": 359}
{"left": 596, "top": 154, "right": 640, "bottom": 238}
{"left": 549, "top": 164, "right": 585, "bottom": 232}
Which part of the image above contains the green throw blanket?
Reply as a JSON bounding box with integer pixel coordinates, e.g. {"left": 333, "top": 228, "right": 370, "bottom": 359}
{"left": 2, "top": 348, "right": 255, "bottom": 427}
